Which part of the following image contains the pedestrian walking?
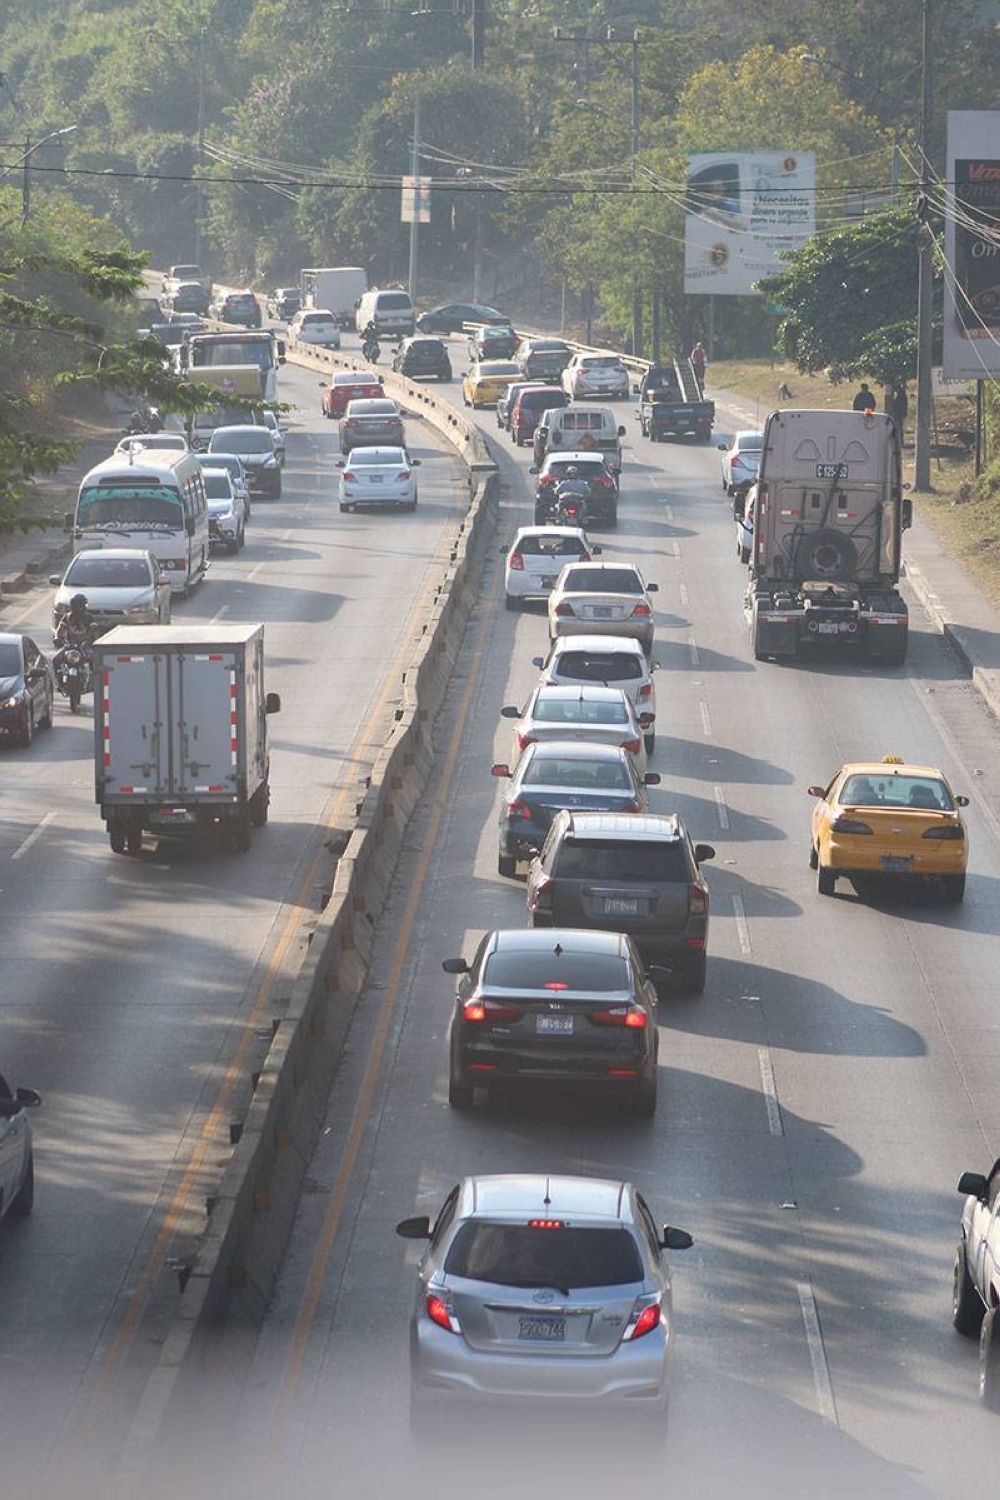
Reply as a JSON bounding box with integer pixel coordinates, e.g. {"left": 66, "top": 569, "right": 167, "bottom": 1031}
{"left": 690, "top": 340, "right": 707, "bottom": 392}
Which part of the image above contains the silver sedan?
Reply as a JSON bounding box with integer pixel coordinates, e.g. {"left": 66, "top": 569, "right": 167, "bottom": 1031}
{"left": 397, "top": 1173, "right": 692, "bottom": 1435}
{"left": 547, "top": 561, "right": 659, "bottom": 652}
{"left": 501, "top": 683, "right": 648, "bottom": 777}
{"left": 50, "top": 548, "right": 172, "bottom": 629}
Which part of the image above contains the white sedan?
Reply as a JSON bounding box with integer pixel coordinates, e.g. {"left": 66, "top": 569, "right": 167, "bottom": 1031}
{"left": 719, "top": 429, "right": 763, "bottom": 497}
{"left": 0, "top": 1069, "right": 41, "bottom": 1223}
{"left": 737, "top": 483, "right": 757, "bottom": 564}
{"left": 337, "top": 446, "right": 420, "bottom": 513}
{"left": 288, "top": 308, "right": 342, "bottom": 349}
{"left": 501, "top": 525, "right": 600, "bottom": 610}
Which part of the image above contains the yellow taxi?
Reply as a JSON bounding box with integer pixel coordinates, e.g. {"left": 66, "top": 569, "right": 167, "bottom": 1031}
{"left": 808, "top": 755, "right": 969, "bottom": 901}
{"left": 462, "top": 360, "right": 522, "bottom": 409}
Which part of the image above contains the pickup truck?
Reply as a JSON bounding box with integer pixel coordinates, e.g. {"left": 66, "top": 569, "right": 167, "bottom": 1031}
{"left": 952, "top": 1157, "right": 1000, "bottom": 1409}
{"left": 636, "top": 360, "right": 714, "bottom": 443}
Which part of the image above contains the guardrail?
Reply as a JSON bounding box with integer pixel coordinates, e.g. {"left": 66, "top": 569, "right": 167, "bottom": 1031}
{"left": 121, "top": 343, "right": 498, "bottom": 1473}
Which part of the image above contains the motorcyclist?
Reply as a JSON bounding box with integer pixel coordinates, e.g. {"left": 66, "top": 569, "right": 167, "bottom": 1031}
{"left": 54, "top": 594, "right": 98, "bottom": 656}
{"left": 361, "top": 319, "right": 380, "bottom": 350}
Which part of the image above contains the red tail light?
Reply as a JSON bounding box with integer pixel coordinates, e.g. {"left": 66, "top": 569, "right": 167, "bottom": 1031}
{"left": 343, "top": 472, "right": 357, "bottom": 482}
{"left": 508, "top": 551, "right": 525, "bottom": 571}
{"left": 638, "top": 682, "right": 653, "bottom": 700}
{"left": 688, "top": 883, "right": 708, "bottom": 916}
{"left": 622, "top": 737, "right": 641, "bottom": 755}
{"left": 426, "top": 1294, "right": 460, "bottom": 1333}
{"left": 538, "top": 475, "right": 557, "bottom": 487}
{"left": 463, "top": 998, "right": 522, "bottom": 1023}
{"left": 622, "top": 799, "right": 641, "bottom": 813}
{"left": 516, "top": 731, "right": 536, "bottom": 751}
{"left": 554, "top": 601, "right": 575, "bottom": 616}
{"left": 831, "top": 816, "right": 873, "bottom": 834}
{"left": 397, "top": 471, "right": 411, "bottom": 480}
{"left": 597, "top": 475, "right": 615, "bottom": 489}
{"left": 528, "top": 873, "right": 553, "bottom": 912}
{"left": 578, "top": 551, "right": 591, "bottom": 561}
{"left": 630, "top": 603, "right": 651, "bottom": 617}
{"left": 590, "top": 1005, "right": 647, "bottom": 1028}
{"left": 624, "top": 1297, "right": 662, "bottom": 1341}
{"left": 505, "top": 799, "right": 533, "bottom": 821}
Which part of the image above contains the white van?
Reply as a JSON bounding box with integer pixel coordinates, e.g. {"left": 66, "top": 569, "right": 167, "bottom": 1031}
{"left": 355, "top": 288, "right": 415, "bottom": 338}
{"left": 72, "top": 451, "right": 209, "bottom": 595}
{"left": 537, "top": 405, "right": 627, "bottom": 473}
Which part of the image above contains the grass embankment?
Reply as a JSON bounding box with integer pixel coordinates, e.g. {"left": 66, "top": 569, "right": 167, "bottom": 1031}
{"left": 708, "top": 357, "right": 1000, "bottom": 608}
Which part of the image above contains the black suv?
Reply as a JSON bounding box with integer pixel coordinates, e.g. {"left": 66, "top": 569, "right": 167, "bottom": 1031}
{"left": 525, "top": 811, "right": 715, "bottom": 992}
{"left": 392, "top": 336, "right": 452, "bottom": 382}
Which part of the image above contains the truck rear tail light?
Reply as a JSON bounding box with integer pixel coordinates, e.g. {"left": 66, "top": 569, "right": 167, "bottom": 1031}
{"left": 831, "top": 816, "right": 873, "bottom": 834}
{"left": 508, "top": 551, "right": 525, "bottom": 571}
{"left": 554, "top": 602, "right": 575, "bottom": 616}
{"left": 596, "top": 475, "right": 615, "bottom": 489}
{"left": 622, "top": 799, "right": 642, "bottom": 813}
{"left": 538, "top": 475, "right": 557, "bottom": 487}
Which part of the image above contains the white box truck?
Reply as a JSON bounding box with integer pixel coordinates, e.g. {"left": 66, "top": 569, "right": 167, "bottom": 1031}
{"left": 93, "top": 624, "right": 281, "bottom": 855}
{"left": 299, "top": 267, "right": 367, "bottom": 326}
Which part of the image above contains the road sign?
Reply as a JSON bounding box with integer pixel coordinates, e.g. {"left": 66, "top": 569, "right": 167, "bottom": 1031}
{"left": 401, "top": 176, "right": 431, "bottom": 224}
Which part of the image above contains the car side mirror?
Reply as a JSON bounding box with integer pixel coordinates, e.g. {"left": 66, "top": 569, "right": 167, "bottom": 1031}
{"left": 318, "top": 380, "right": 327, "bottom": 387}
{"left": 531, "top": 656, "right": 544, "bottom": 669}
{"left": 265, "top": 692, "right": 281, "bottom": 715}
{"left": 396, "top": 1215, "right": 432, "bottom": 1239}
{"left": 661, "top": 1226, "right": 694, "bottom": 1251}
{"left": 48, "top": 573, "right": 61, "bottom": 586}
{"left": 500, "top": 705, "right": 520, "bottom": 719}
{"left": 643, "top": 773, "right": 661, "bottom": 786}
{"left": 694, "top": 843, "right": 716, "bottom": 863}
{"left": 411, "top": 459, "right": 421, "bottom": 467}
{"left": 956, "top": 795, "right": 969, "bottom": 806}
{"left": 442, "top": 958, "right": 469, "bottom": 975}
{"left": 25, "top": 667, "right": 43, "bottom": 684}
{"left": 528, "top": 465, "right": 538, "bottom": 475}
{"left": 717, "top": 441, "right": 726, "bottom": 450}
{"left": 617, "top": 425, "right": 626, "bottom": 437}
{"left": 647, "top": 582, "right": 659, "bottom": 593}
{"left": 377, "top": 375, "right": 384, "bottom": 385}
{"left": 807, "top": 785, "right": 826, "bottom": 797}
{"left": 491, "top": 763, "right": 511, "bottom": 778}
{"left": 335, "top": 459, "right": 345, "bottom": 468}
{"left": 901, "top": 496, "right": 913, "bottom": 530}
{"left": 958, "top": 1171, "right": 989, "bottom": 1201}
{"left": 277, "top": 340, "right": 286, "bottom": 359}
{"left": 63, "top": 511, "right": 75, "bottom": 531}
{"left": 592, "top": 545, "right": 602, "bottom": 555}
{"left": 15, "top": 1087, "right": 41, "bottom": 1109}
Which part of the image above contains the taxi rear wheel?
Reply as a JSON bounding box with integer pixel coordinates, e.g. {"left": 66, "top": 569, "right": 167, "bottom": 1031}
{"left": 817, "top": 864, "right": 836, "bottom": 896}
{"left": 942, "top": 874, "right": 966, "bottom": 903}
{"left": 809, "top": 841, "right": 818, "bottom": 870}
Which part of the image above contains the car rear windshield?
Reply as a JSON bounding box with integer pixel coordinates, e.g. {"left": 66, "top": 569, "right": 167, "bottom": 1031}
{"left": 483, "top": 950, "right": 629, "bottom": 990}
{"left": 444, "top": 1223, "right": 643, "bottom": 1289}
{"left": 0, "top": 642, "right": 23, "bottom": 675}
{"left": 534, "top": 697, "right": 628, "bottom": 726}
{"left": 518, "top": 391, "right": 559, "bottom": 410}
{"left": 517, "top": 534, "right": 584, "bottom": 557}
{"left": 581, "top": 357, "right": 622, "bottom": 369}
{"left": 213, "top": 430, "right": 272, "bottom": 453}
{"left": 736, "top": 433, "right": 763, "bottom": 451}
{"left": 226, "top": 295, "right": 257, "bottom": 308}
{"left": 349, "top": 448, "right": 406, "bottom": 466}
{"left": 556, "top": 651, "right": 643, "bottom": 682}
{"left": 521, "top": 754, "right": 631, "bottom": 791}
{"left": 841, "top": 774, "right": 954, "bottom": 811}
{"left": 377, "top": 293, "right": 413, "bottom": 310}
{"left": 347, "top": 400, "right": 398, "bottom": 416}
{"left": 547, "top": 461, "right": 605, "bottom": 480}
{"left": 555, "top": 840, "right": 688, "bottom": 882}
{"left": 563, "top": 568, "right": 642, "bottom": 594}
{"left": 65, "top": 556, "right": 150, "bottom": 587}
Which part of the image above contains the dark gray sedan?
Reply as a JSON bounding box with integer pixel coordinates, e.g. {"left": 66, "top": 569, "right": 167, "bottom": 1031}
{"left": 492, "top": 738, "right": 659, "bottom": 879}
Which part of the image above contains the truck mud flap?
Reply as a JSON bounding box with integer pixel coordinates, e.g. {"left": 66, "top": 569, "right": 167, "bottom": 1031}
{"left": 751, "top": 602, "right": 799, "bottom": 660}
{"left": 862, "top": 611, "right": 909, "bottom": 662}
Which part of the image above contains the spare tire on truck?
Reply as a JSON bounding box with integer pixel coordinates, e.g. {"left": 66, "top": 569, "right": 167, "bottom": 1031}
{"left": 794, "top": 529, "right": 857, "bottom": 581}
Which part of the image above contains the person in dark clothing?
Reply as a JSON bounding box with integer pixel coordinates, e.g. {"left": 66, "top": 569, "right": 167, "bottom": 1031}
{"left": 852, "top": 382, "right": 876, "bottom": 413}
{"left": 690, "top": 341, "right": 707, "bottom": 390}
{"left": 887, "top": 383, "right": 908, "bottom": 436}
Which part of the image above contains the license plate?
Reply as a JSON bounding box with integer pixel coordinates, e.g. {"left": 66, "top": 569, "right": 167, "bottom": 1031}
{"left": 519, "top": 1316, "right": 566, "bottom": 1341}
{"left": 881, "top": 855, "right": 912, "bottom": 873}
{"left": 540, "top": 576, "right": 557, "bottom": 588}
{"left": 603, "top": 897, "right": 639, "bottom": 916}
{"left": 536, "top": 1015, "right": 574, "bottom": 1035}
{"left": 369, "top": 475, "right": 384, "bottom": 483}
{"left": 816, "top": 622, "right": 841, "bottom": 635}
{"left": 593, "top": 606, "right": 613, "bottom": 618}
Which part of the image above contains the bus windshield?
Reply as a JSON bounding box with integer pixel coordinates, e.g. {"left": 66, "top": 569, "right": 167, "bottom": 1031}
{"left": 190, "top": 337, "right": 274, "bottom": 369}
{"left": 78, "top": 483, "right": 182, "bottom": 530}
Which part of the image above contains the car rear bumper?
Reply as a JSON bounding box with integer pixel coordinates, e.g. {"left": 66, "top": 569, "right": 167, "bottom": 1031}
{"left": 825, "top": 839, "right": 965, "bottom": 877}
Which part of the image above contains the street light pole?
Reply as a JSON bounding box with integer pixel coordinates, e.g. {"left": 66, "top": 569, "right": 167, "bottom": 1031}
{"left": 914, "top": 0, "right": 934, "bottom": 491}
{"left": 408, "top": 95, "right": 421, "bottom": 306}
{"left": 471, "top": 0, "right": 484, "bottom": 301}
{"left": 0, "top": 126, "right": 79, "bottom": 223}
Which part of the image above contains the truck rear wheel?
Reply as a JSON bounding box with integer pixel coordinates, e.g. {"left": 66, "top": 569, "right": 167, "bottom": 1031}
{"left": 231, "top": 808, "right": 253, "bottom": 853}
{"left": 126, "top": 826, "right": 142, "bottom": 856}
{"left": 109, "top": 828, "right": 126, "bottom": 855}
{"left": 250, "top": 782, "right": 270, "bottom": 827}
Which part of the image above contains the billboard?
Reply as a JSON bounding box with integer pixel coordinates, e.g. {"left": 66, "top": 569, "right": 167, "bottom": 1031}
{"left": 944, "top": 111, "right": 1000, "bottom": 379}
{"left": 683, "top": 151, "right": 816, "bottom": 296}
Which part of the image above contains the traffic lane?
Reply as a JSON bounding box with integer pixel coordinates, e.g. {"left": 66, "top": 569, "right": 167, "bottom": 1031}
{"left": 0, "top": 366, "right": 469, "bottom": 1475}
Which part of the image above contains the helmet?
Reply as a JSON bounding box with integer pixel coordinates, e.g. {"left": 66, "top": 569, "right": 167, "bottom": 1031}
{"left": 565, "top": 465, "right": 580, "bottom": 478}
{"left": 70, "top": 593, "right": 89, "bottom": 613}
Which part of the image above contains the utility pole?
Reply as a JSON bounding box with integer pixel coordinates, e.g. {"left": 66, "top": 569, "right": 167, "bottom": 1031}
{"left": 914, "top": 0, "right": 934, "bottom": 491}
{"left": 408, "top": 94, "right": 421, "bottom": 306}
{"left": 194, "top": 33, "right": 206, "bottom": 264}
{"left": 471, "top": 0, "right": 485, "bottom": 69}
{"left": 471, "top": 0, "right": 484, "bottom": 300}
{"left": 21, "top": 136, "right": 29, "bottom": 223}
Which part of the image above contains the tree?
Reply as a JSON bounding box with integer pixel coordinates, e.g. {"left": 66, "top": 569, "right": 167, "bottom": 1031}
{"left": 758, "top": 206, "right": 926, "bottom": 390}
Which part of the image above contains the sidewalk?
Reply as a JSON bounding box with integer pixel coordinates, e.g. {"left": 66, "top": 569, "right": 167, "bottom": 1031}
{"left": 710, "top": 381, "right": 1000, "bottom": 725}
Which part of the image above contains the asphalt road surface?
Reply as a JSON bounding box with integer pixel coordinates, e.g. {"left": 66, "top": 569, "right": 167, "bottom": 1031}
{"left": 0, "top": 357, "right": 467, "bottom": 1485}
{"left": 216, "top": 330, "right": 1000, "bottom": 1500}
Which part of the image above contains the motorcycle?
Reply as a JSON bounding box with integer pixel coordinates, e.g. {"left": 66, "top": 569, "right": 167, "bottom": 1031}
{"left": 122, "top": 404, "right": 163, "bottom": 437}
{"left": 362, "top": 336, "right": 381, "bottom": 364}
{"left": 552, "top": 480, "right": 592, "bottom": 529}
{"left": 53, "top": 645, "right": 93, "bottom": 713}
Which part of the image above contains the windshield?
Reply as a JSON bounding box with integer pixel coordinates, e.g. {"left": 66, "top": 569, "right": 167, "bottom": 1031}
{"left": 445, "top": 1224, "right": 642, "bottom": 1289}
{"left": 78, "top": 483, "right": 182, "bottom": 529}
{"left": 212, "top": 430, "right": 272, "bottom": 454}
{"left": 555, "top": 840, "right": 688, "bottom": 882}
{"left": 202, "top": 472, "right": 233, "bottom": 499}
{"left": 200, "top": 454, "right": 243, "bottom": 478}
{"left": 517, "top": 535, "right": 584, "bottom": 557}
{"left": 534, "top": 697, "right": 628, "bottom": 726}
{"left": 564, "top": 568, "right": 642, "bottom": 594}
{"left": 65, "top": 555, "right": 151, "bottom": 587}
{"left": 226, "top": 295, "right": 257, "bottom": 310}
{"left": 841, "top": 773, "right": 954, "bottom": 811}
{"left": 557, "top": 651, "right": 643, "bottom": 683}
{"left": 0, "top": 642, "right": 22, "bottom": 676}
{"left": 521, "top": 753, "right": 631, "bottom": 791}
{"left": 377, "top": 293, "right": 412, "bottom": 310}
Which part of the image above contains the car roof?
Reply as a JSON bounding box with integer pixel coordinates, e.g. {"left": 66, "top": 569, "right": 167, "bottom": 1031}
{"left": 551, "top": 633, "right": 646, "bottom": 654}
{"left": 477, "top": 361, "right": 519, "bottom": 373}
{"left": 211, "top": 426, "right": 271, "bottom": 440}
{"left": 836, "top": 761, "right": 946, "bottom": 780}
{"left": 0, "top": 632, "right": 26, "bottom": 647}
{"left": 560, "top": 561, "right": 641, "bottom": 575}
{"left": 67, "top": 547, "right": 153, "bottom": 562}
{"left": 560, "top": 812, "right": 683, "bottom": 841}
{"left": 526, "top": 739, "right": 627, "bottom": 761}
{"left": 464, "top": 1173, "right": 632, "bottom": 1223}
{"left": 301, "top": 307, "right": 335, "bottom": 317}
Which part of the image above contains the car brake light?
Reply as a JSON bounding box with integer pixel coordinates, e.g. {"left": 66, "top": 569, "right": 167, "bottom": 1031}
{"left": 343, "top": 472, "right": 357, "bottom": 483}
{"left": 578, "top": 551, "right": 591, "bottom": 562}
{"left": 516, "top": 731, "right": 536, "bottom": 750}
{"left": 509, "top": 551, "right": 525, "bottom": 571}
{"left": 597, "top": 475, "right": 615, "bottom": 489}
{"left": 554, "top": 602, "right": 575, "bottom": 616}
{"left": 538, "top": 475, "right": 557, "bottom": 487}
{"left": 506, "top": 799, "right": 533, "bottom": 821}
{"left": 426, "top": 1294, "right": 461, "bottom": 1333}
{"left": 638, "top": 682, "right": 653, "bottom": 700}
{"left": 622, "top": 737, "right": 641, "bottom": 755}
{"left": 630, "top": 603, "right": 651, "bottom": 617}
{"left": 622, "top": 799, "right": 641, "bottom": 813}
{"left": 528, "top": 1219, "right": 564, "bottom": 1230}
{"left": 831, "top": 816, "right": 873, "bottom": 834}
{"left": 922, "top": 825, "right": 964, "bottom": 840}
{"left": 397, "top": 471, "right": 411, "bottom": 480}
{"left": 590, "top": 1005, "right": 647, "bottom": 1028}
{"left": 464, "top": 999, "right": 521, "bottom": 1022}
{"left": 624, "top": 1297, "right": 662, "bottom": 1341}
{"left": 688, "top": 883, "right": 708, "bottom": 916}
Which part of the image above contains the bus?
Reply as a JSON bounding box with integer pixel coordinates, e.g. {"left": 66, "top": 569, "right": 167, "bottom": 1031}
{"left": 71, "top": 450, "right": 209, "bottom": 596}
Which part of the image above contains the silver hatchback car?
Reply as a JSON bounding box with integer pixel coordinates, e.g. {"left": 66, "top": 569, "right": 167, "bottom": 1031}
{"left": 397, "top": 1173, "right": 693, "bottom": 1435}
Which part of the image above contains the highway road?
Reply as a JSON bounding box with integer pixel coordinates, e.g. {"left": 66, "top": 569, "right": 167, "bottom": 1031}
{"left": 0, "top": 357, "right": 468, "bottom": 1485}
{"left": 214, "top": 330, "right": 1000, "bottom": 1500}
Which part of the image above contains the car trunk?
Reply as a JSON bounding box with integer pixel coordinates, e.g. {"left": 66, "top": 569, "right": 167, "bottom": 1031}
{"left": 550, "top": 840, "right": 690, "bottom": 935}
{"left": 447, "top": 1278, "right": 638, "bottom": 1356}
{"left": 559, "top": 593, "right": 642, "bottom": 625}
{"left": 519, "top": 787, "right": 638, "bottom": 836}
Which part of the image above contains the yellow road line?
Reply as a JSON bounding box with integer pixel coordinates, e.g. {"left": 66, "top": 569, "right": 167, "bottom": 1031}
{"left": 266, "top": 570, "right": 496, "bottom": 1454}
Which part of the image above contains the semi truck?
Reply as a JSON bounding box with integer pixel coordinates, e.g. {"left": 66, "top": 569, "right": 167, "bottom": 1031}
{"left": 746, "top": 408, "right": 912, "bottom": 664}
{"left": 181, "top": 330, "right": 285, "bottom": 404}
{"left": 299, "top": 266, "right": 368, "bottom": 326}
{"left": 93, "top": 624, "right": 281, "bottom": 855}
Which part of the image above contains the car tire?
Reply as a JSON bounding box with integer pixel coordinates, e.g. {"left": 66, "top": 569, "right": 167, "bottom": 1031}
{"left": 40, "top": 688, "right": 53, "bottom": 730}
{"left": 250, "top": 781, "right": 270, "bottom": 827}
{"left": 644, "top": 730, "right": 655, "bottom": 755}
{"left": 126, "top": 826, "right": 142, "bottom": 856}
{"left": 11, "top": 1153, "right": 34, "bottom": 1218}
{"left": 231, "top": 808, "right": 253, "bottom": 854}
{"left": 631, "top": 1076, "right": 658, "bottom": 1119}
{"left": 498, "top": 852, "right": 517, "bottom": 879}
{"left": 505, "top": 594, "right": 518, "bottom": 612}
{"left": 942, "top": 874, "right": 966, "bottom": 903}
{"left": 740, "top": 547, "right": 750, "bottom": 564}
{"left": 448, "top": 1073, "right": 474, "bottom": 1110}
{"left": 683, "top": 954, "right": 707, "bottom": 994}
{"left": 809, "top": 841, "right": 818, "bottom": 870}
{"left": 953, "top": 1242, "right": 984, "bottom": 1336}
{"left": 68, "top": 684, "right": 82, "bottom": 713}
{"left": 980, "top": 1307, "right": 1000, "bottom": 1411}
{"left": 817, "top": 863, "right": 836, "bottom": 896}
{"left": 340, "top": 503, "right": 350, "bottom": 513}
{"left": 18, "top": 703, "right": 34, "bottom": 749}
{"left": 227, "top": 538, "right": 239, "bottom": 555}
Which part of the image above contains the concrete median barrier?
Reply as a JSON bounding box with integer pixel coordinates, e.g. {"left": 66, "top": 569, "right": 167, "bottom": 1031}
{"left": 121, "top": 356, "right": 498, "bottom": 1474}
